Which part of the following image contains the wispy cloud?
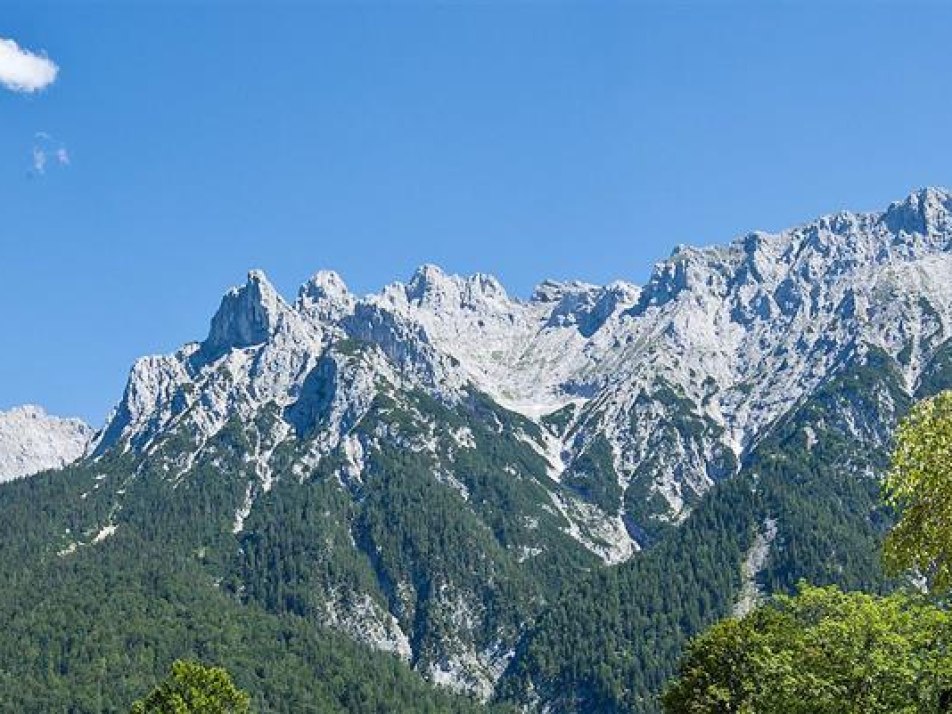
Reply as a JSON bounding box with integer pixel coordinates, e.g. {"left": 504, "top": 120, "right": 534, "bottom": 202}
{"left": 0, "top": 37, "right": 58, "bottom": 93}
{"left": 32, "top": 146, "right": 47, "bottom": 174}
{"left": 30, "top": 132, "right": 70, "bottom": 176}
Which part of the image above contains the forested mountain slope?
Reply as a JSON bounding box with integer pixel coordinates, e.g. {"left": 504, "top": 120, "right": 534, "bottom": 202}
{"left": 1, "top": 188, "right": 950, "bottom": 712}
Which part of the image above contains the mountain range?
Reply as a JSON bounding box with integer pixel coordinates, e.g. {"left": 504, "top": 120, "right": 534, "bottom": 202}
{"left": 2, "top": 187, "right": 951, "bottom": 712}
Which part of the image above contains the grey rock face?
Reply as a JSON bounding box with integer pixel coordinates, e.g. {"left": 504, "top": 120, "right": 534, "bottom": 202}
{"left": 95, "top": 187, "right": 952, "bottom": 548}
{"left": 37, "top": 186, "right": 949, "bottom": 698}
{"left": 0, "top": 405, "right": 93, "bottom": 481}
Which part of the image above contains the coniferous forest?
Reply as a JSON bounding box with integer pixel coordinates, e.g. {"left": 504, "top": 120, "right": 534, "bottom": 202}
{"left": 0, "top": 340, "right": 949, "bottom": 712}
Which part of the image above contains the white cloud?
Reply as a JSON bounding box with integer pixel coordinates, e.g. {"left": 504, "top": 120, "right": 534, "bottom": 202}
{"left": 0, "top": 37, "right": 58, "bottom": 93}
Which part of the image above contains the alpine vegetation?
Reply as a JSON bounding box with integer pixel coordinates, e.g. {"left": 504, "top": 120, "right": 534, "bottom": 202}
{"left": 1, "top": 188, "right": 951, "bottom": 712}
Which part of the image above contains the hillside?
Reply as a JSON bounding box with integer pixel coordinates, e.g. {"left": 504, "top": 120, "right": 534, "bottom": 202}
{"left": 1, "top": 187, "right": 950, "bottom": 712}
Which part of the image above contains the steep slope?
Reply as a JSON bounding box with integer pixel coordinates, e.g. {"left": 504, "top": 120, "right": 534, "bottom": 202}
{"left": 82, "top": 187, "right": 952, "bottom": 697}
{"left": 0, "top": 456, "right": 502, "bottom": 713}
{"left": 0, "top": 187, "right": 950, "bottom": 711}
{"left": 500, "top": 341, "right": 922, "bottom": 712}
{"left": 90, "top": 188, "right": 952, "bottom": 536}
{"left": 0, "top": 405, "right": 93, "bottom": 481}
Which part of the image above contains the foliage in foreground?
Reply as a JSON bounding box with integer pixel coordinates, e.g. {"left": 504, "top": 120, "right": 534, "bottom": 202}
{"left": 662, "top": 584, "right": 952, "bottom": 714}
{"left": 883, "top": 390, "right": 952, "bottom": 593}
{"left": 131, "top": 660, "right": 250, "bottom": 714}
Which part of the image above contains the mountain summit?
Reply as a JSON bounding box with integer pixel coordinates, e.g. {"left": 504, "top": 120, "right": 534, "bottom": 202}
{"left": 4, "top": 188, "right": 950, "bottom": 708}
{"left": 96, "top": 186, "right": 952, "bottom": 526}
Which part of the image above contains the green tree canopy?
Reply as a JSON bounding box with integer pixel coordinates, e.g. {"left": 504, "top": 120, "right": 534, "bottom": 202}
{"left": 130, "top": 660, "right": 251, "bottom": 714}
{"left": 662, "top": 584, "right": 952, "bottom": 714}
{"left": 883, "top": 390, "right": 952, "bottom": 592}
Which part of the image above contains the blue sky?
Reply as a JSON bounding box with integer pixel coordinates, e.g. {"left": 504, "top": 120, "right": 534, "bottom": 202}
{"left": 2, "top": 1, "right": 951, "bottom": 424}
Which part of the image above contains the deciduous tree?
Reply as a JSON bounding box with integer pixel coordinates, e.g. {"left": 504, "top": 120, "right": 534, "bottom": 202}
{"left": 662, "top": 584, "right": 952, "bottom": 714}
{"left": 130, "top": 660, "right": 251, "bottom": 714}
{"left": 883, "top": 391, "right": 952, "bottom": 592}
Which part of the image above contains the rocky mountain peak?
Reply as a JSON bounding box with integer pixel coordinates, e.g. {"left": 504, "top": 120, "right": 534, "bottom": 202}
{"left": 406, "top": 263, "right": 451, "bottom": 304}
{"left": 530, "top": 280, "right": 569, "bottom": 303}
{"left": 297, "top": 270, "right": 354, "bottom": 323}
{"left": 882, "top": 186, "right": 952, "bottom": 238}
{"left": 82, "top": 188, "right": 952, "bottom": 566}
{"left": 13, "top": 187, "right": 952, "bottom": 708}
{"left": 531, "top": 279, "right": 593, "bottom": 303}
{"left": 200, "top": 269, "right": 287, "bottom": 361}
{"left": 404, "top": 264, "right": 510, "bottom": 310}
{"left": 0, "top": 405, "right": 93, "bottom": 481}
